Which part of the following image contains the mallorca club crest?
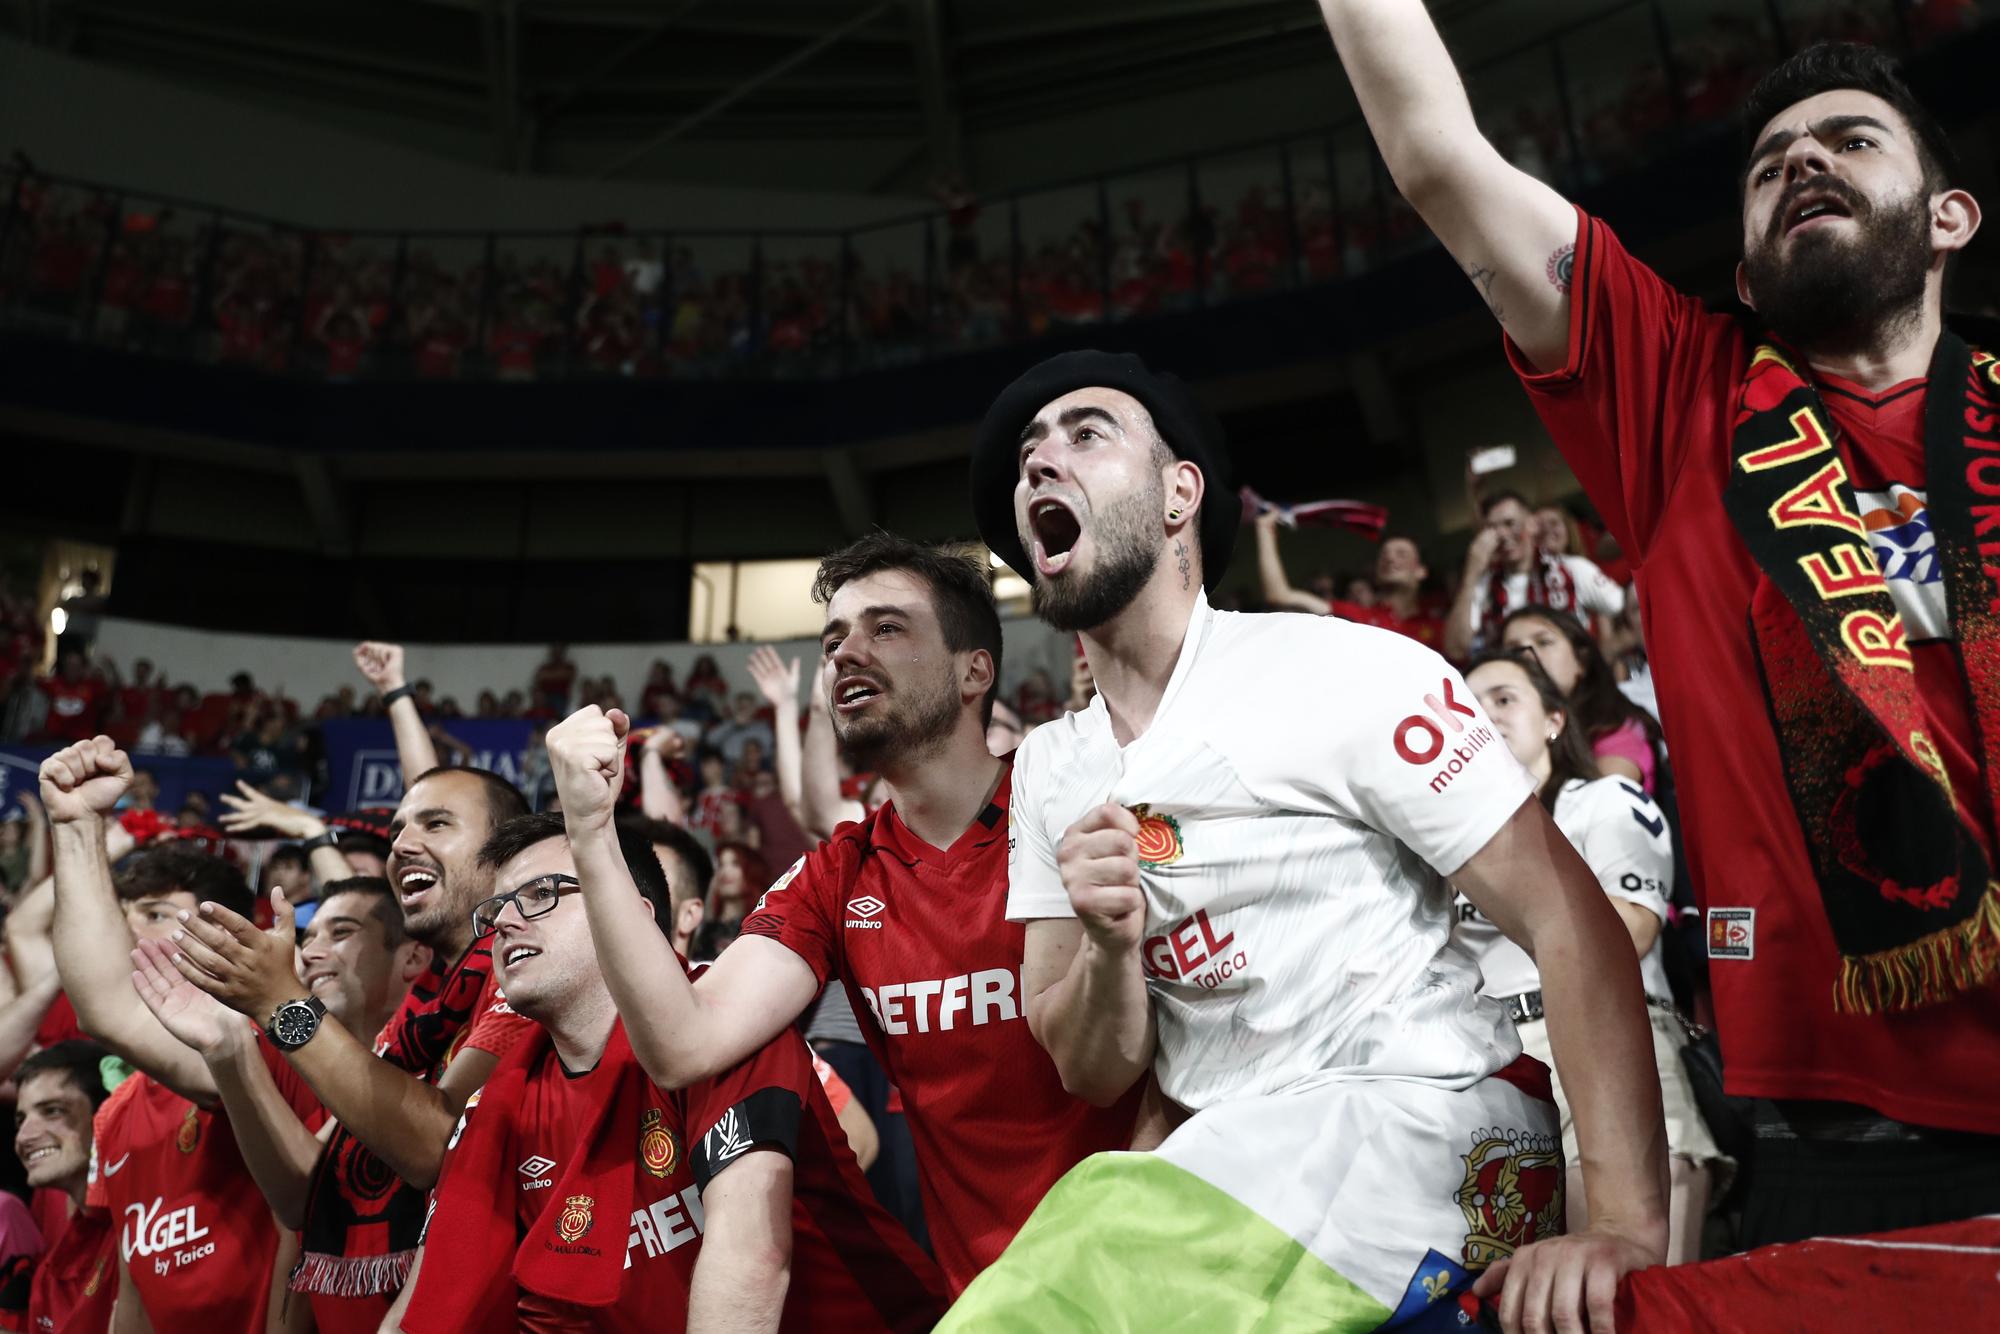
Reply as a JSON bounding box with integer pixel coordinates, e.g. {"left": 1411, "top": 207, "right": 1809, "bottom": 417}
{"left": 556, "top": 1194, "right": 595, "bottom": 1244}
{"left": 1455, "top": 1127, "right": 1563, "bottom": 1270}
{"left": 640, "top": 1108, "right": 682, "bottom": 1179}
{"left": 1127, "top": 804, "right": 1185, "bottom": 868}
{"left": 176, "top": 1105, "right": 202, "bottom": 1155}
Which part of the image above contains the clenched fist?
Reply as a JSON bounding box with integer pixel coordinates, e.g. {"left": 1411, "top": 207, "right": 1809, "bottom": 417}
{"left": 352, "top": 642, "right": 407, "bottom": 693}
{"left": 1056, "top": 803, "right": 1147, "bottom": 954}
{"left": 547, "top": 705, "right": 631, "bottom": 832}
{"left": 39, "top": 736, "right": 132, "bottom": 825}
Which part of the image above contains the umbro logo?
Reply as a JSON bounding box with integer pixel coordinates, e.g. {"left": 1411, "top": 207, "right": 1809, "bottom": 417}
{"left": 519, "top": 1155, "right": 556, "bottom": 1189}
{"left": 845, "top": 896, "right": 886, "bottom": 930}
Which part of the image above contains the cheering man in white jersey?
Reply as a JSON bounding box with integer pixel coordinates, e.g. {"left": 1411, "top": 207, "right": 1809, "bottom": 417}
{"left": 947, "top": 350, "right": 1668, "bottom": 1334}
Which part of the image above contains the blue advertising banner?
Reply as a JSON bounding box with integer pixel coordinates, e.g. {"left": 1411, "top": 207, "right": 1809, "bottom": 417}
{"left": 0, "top": 747, "right": 240, "bottom": 818}
{"left": 320, "top": 719, "right": 536, "bottom": 811}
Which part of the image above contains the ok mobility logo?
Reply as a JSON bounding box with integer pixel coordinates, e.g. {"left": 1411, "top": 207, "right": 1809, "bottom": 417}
{"left": 1391, "top": 678, "right": 1497, "bottom": 794}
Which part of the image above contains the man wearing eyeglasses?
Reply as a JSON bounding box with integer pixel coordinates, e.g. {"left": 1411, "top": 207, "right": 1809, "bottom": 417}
{"left": 393, "top": 812, "right": 945, "bottom": 1333}
{"left": 156, "top": 765, "right": 538, "bottom": 1332}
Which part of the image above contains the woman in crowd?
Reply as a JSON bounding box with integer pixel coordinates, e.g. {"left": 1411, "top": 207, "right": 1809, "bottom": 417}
{"left": 1500, "top": 606, "right": 1661, "bottom": 791}
{"left": 1451, "top": 650, "right": 1728, "bottom": 1265}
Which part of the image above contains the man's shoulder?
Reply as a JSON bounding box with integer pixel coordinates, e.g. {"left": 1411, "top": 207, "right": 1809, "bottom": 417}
{"left": 1209, "top": 607, "right": 1454, "bottom": 698}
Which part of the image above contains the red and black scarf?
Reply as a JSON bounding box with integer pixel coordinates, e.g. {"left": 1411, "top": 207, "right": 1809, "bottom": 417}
{"left": 292, "top": 943, "right": 497, "bottom": 1296}
{"left": 402, "top": 1023, "right": 648, "bottom": 1333}
{"left": 1479, "top": 552, "right": 1580, "bottom": 646}
{"left": 1724, "top": 333, "right": 2000, "bottom": 1013}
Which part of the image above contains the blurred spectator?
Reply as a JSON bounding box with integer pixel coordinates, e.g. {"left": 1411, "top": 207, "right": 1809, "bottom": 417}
{"left": 530, "top": 644, "right": 576, "bottom": 715}
{"left": 709, "top": 691, "right": 775, "bottom": 769}
{"left": 1447, "top": 490, "right": 1625, "bottom": 660}
{"left": 0, "top": 818, "right": 26, "bottom": 895}
{"left": 35, "top": 653, "right": 102, "bottom": 744}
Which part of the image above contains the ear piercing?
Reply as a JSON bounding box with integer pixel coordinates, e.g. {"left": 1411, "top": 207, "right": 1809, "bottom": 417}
{"left": 1168, "top": 508, "right": 1183, "bottom": 520}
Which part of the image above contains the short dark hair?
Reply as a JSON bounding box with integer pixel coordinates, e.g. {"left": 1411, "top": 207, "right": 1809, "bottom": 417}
{"left": 18, "top": 1040, "right": 113, "bottom": 1111}
{"left": 316, "top": 876, "right": 406, "bottom": 948}
{"left": 811, "top": 531, "right": 1005, "bottom": 728}
{"left": 1742, "top": 42, "right": 1958, "bottom": 191}
{"left": 616, "top": 814, "right": 714, "bottom": 910}
{"left": 475, "top": 812, "right": 672, "bottom": 934}
{"left": 266, "top": 845, "right": 309, "bottom": 872}
{"left": 117, "top": 846, "right": 255, "bottom": 920}
{"left": 406, "top": 766, "right": 529, "bottom": 832}
{"left": 1480, "top": 490, "right": 1530, "bottom": 518}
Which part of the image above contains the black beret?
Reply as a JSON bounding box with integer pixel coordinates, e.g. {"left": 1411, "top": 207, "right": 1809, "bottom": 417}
{"left": 970, "top": 350, "right": 1239, "bottom": 590}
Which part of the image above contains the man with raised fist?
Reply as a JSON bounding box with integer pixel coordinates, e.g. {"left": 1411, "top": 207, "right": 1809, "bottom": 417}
{"left": 944, "top": 348, "right": 1667, "bottom": 1333}
{"left": 1315, "top": 3, "right": 2000, "bottom": 1260}
{"left": 39, "top": 736, "right": 322, "bottom": 1334}
{"left": 393, "top": 806, "right": 943, "bottom": 1333}
{"left": 542, "top": 533, "right": 1142, "bottom": 1296}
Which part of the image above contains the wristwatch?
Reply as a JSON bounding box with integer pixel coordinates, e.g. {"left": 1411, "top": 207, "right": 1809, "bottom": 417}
{"left": 301, "top": 829, "right": 341, "bottom": 853}
{"left": 267, "top": 996, "right": 328, "bottom": 1051}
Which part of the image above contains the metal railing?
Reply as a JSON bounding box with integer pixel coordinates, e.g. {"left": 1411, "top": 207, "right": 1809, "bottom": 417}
{"left": 0, "top": 0, "right": 1975, "bottom": 384}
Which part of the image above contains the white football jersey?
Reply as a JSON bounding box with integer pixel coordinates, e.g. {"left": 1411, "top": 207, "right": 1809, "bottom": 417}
{"left": 1453, "top": 776, "right": 1674, "bottom": 1002}
{"left": 1008, "top": 594, "right": 1534, "bottom": 1111}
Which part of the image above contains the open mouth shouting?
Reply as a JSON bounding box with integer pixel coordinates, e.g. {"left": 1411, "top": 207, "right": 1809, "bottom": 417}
{"left": 1777, "top": 182, "right": 1859, "bottom": 240}
{"left": 835, "top": 674, "right": 887, "bottom": 716}
{"left": 1029, "top": 494, "right": 1083, "bottom": 578}
{"left": 397, "top": 863, "right": 441, "bottom": 911}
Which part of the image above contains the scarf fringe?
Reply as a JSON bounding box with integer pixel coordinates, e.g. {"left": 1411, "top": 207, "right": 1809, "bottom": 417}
{"left": 289, "top": 1248, "right": 416, "bottom": 1298}
{"left": 1835, "top": 885, "right": 2000, "bottom": 1014}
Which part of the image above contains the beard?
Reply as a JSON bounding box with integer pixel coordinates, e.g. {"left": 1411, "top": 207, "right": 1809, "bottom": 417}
{"left": 1026, "top": 473, "right": 1165, "bottom": 633}
{"left": 834, "top": 668, "right": 960, "bottom": 772}
{"left": 1741, "top": 179, "right": 1932, "bottom": 357}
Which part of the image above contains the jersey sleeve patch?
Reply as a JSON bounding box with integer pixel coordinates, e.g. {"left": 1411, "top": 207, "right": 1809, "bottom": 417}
{"left": 690, "top": 1088, "right": 803, "bottom": 1190}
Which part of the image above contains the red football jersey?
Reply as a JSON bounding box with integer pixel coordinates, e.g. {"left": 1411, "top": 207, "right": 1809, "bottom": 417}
{"left": 36, "top": 683, "right": 101, "bottom": 744}
{"left": 26, "top": 1207, "right": 113, "bottom": 1334}
{"left": 1508, "top": 207, "right": 2000, "bottom": 1132}
{"left": 412, "top": 1022, "right": 942, "bottom": 1333}
{"left": 740, "top": 767, "right": 1140, "bottom": 1292}
{"left": 1327, "top": 600, "right": 1449, "bottom": 655}
{"left": 90, "top": 1050, "right": 324, "bottom": 1332}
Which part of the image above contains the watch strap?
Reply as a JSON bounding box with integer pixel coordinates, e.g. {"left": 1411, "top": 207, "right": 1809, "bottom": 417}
{"left": 302, "top": 829, "right": 341, "bottom": 852}
{"left": 381, "top": 684, "right": 416, "bottom": 708}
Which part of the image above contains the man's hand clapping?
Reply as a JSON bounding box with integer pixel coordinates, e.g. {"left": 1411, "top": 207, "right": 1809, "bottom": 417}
{"left": 38, "top": 736, "right": 132, "bottom": 826}
{"left": 546, "top": 706, "right": 630, "bottom": 834}
{"left": 1056, "top": 804, "right": 1147, "bottom": 955}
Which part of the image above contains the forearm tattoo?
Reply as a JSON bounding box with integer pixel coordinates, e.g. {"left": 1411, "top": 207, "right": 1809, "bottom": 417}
{"left": 1465, "top": 263, "right": 1503, "bottom": 321}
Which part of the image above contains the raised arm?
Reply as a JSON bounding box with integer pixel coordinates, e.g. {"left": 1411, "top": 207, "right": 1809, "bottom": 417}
{"left": 1316, "top": 0, "right": 1578, "bottom": 369}
{"left": 41, "top": 739, "right": 216, "bottom": 1102}
{"left": 746, "top": 647, "right": 805, "bottom": 826}
{"left": 547, "top": 707, "right": 819, "bottom": 1090}
{"left": 639, "top": 728, "right": 690, "bottom": 825}
{"left": 1443, "top": 526, "right": 1501, "bottom": 662}
{"left": 798, "top": 672, "right": 862, "bottom": 840}
{"left": 1021, "top": 804, "right": 1155, "bottom": 1107}
{"left": 353, "top": 643, "right": 440, "bottom": 779}
{"left": 0, "top": 968, "right": 61, "bottom": 1080}
{"left": 1252, "top": 511, "right": 1332, "bottom": 615}
{"left": 217, "top": 782, "right": 350, "bottom": 889}
{"left": 1453, "top": 796, "right": 1668, "bottom": 1331}
{"left": 5, "top": 808, "right": 130, "bottom": 988}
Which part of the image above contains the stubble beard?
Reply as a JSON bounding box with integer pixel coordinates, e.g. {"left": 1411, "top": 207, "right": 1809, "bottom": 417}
{"left": 1027, "top": 474, "right": 1166, "bottom": 633}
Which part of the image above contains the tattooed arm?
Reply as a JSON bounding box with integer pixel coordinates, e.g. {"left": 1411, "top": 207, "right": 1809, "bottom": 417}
{"left": 1316, "top": 1, "right": 1578, "bottom": 370}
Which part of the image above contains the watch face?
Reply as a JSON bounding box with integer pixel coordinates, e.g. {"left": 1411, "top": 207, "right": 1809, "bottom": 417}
{"left": 272, "top": 1001, "right": 320, "bottom": 1047}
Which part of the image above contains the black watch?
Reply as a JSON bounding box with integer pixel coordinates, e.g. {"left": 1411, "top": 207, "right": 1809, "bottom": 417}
{"left": 302, "top": 829, "right": 341, "bottom": 853}
{"left": 267, "top": 997, "right": 327, "bottom": 1051}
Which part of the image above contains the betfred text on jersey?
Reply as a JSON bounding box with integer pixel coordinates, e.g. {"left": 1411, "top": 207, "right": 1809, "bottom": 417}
{"left": 625, "top": 1185, "right": 704, "bottom": 1271}
{"left": 1141, "top": 908, "right": 1246, "bottom": 989}
{"left": 858, "top": 968, "right": 1020, "bottom": 1036}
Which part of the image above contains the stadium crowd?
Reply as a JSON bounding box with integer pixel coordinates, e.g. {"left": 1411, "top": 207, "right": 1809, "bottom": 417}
{"left": 0, "top": 12, "right": 1993, "bottom": 1334}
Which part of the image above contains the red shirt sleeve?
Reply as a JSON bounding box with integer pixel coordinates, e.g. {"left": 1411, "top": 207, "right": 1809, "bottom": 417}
{"left": 683, "top": 1028, "right": 816, "bottom": 1191}
{"left": 1503, "top": 206, "right": 1743, "bottom": 565}
{"left": 459, "top": 966, "right": 536, "bottom": 1063}
{"left": 737, "top": 844, "right": 843, "bottom": 986}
